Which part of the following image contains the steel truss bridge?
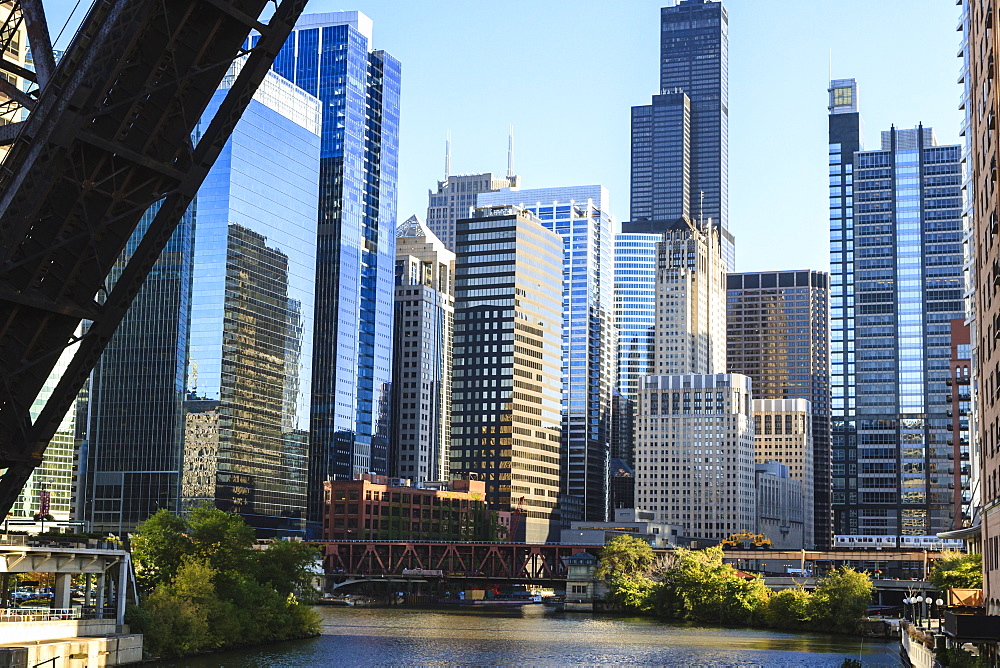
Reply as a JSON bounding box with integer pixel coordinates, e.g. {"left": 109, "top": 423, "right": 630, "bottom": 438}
{"left": 322, "top": 542, "right": 604, "bottom": 583}
{"left": 321, "top": 541, "right": 950, "bottom": 583}
{"left": 0, "top": 0, "right": 308, "bottom": 515}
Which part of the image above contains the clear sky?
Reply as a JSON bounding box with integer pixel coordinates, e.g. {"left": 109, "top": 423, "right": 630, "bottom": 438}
{"left": 45, "top": 0, "right": 963, "bottom": 273}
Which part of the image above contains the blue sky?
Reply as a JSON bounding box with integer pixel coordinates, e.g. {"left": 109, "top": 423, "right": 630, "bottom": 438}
{"left": 47, "top": 1, "right": 963, "bottom": 273}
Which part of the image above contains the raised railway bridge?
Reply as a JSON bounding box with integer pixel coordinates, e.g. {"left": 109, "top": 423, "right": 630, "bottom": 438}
{"left": 321, "top": 540, "right": 947, "bottom": 587}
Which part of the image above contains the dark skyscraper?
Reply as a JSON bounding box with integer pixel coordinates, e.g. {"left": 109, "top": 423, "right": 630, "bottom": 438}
{"left": 629, "top": 0, "right": 733, "bottom": 270}
{"left": 268, "top": 12, "right": 401, "bottom": 536}
{"left": 828, "top": 78, "right": 964, "bottom": 538}
{"left": 726, "top": 270, "right": 832, "bottom": 548}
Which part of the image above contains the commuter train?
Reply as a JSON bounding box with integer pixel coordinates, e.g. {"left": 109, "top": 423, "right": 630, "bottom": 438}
{"left": 833, "top": 535, "right": 965, "bottom": 551}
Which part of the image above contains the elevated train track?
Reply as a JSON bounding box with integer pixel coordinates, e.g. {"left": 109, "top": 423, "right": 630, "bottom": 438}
{"left": 0, "top": 0, "right": 309, "bottom": 515}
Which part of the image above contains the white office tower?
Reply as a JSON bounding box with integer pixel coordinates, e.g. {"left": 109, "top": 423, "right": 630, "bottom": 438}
{"left": 634, "top": 373, "right": 756, "bottom": 542}
{"left": 653, "top": 218, "right": 727, "bottom": 376}
{"left": 632, "top": 215, "right": 753, "bottom": 542}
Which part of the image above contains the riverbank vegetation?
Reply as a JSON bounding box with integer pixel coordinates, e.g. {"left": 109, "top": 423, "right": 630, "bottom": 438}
{"left": 598, "top": 535, "right": 874, "bottom": 634}
{"left": 126, "top": 506, "right": 320, "bottom": 659}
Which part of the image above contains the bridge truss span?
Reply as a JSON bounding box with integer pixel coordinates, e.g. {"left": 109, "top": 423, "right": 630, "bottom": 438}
{"left": 322, "top": 542, "right": 603, "bottom": 581}
{"left": 0, "top": 0, "right": 309, "bottom": 515}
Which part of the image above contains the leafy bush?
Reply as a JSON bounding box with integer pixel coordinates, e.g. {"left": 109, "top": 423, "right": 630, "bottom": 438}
{"left": 128, "top": 506, "right": 320, "bottom": 659}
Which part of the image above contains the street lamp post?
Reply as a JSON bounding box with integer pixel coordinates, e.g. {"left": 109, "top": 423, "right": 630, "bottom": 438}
{"left": 936, "top": 598, "right": 945, "bottom": 630}
{"left": 903, "top": 597, "right": 911, "bottom": 622}
{"left": 914, "top": 596, "right": 924, "bottom": 627}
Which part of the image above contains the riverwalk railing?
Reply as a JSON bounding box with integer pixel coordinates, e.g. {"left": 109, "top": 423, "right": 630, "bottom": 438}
{"left": 0, "top": 608, "right": 83, "bottom": 622}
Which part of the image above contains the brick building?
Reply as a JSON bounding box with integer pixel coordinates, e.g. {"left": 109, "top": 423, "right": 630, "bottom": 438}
{"left": 322, "top": 475, "right": 501, "bottom": 541}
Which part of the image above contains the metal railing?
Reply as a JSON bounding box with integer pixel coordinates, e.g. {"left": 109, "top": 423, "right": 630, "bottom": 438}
{"left": 0, "top": 607, "right": 83, "bottom": 622}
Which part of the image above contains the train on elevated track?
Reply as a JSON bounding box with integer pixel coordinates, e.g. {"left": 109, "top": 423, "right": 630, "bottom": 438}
{"left": 833, "top": 535, "right": 964, "bottom": 551}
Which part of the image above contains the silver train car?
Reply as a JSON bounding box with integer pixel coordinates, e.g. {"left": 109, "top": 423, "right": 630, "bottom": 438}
{"left": 833, "top": 535, "right": 965, "bottom": 551}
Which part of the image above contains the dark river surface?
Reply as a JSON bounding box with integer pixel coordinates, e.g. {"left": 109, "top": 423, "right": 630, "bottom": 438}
{"left": 151, "top": 604, "right": 904, "bottom": 667}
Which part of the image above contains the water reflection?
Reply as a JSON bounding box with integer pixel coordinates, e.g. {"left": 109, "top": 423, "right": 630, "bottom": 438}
{"left": 151, "top": 605, "right": 901, "bottom": 667}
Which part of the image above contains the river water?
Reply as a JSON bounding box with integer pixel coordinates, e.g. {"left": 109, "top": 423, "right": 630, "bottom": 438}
{"left": 152, "top": 605, "right": 903, "bottom": 666}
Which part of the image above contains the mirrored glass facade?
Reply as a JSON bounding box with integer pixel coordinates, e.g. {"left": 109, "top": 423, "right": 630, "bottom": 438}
{"left": 85, "top": 65, "right": 321, "bottom": 537}
{"left": 479, "top": 187, "right": 616, "bottom": 522}
{"left": 269, "top": 12, "right": 401, "bottom": 535}
{"left": 727, "top": 271, "right": 830, "bottom": 547}
{"left": 829, "top": 79, "right": 963, "bottom": 536}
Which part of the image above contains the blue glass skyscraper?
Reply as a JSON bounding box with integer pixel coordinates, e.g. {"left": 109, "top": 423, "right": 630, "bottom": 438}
{"left": 828, "top": 79, "right": 964, "bottom": 537}
{"left": 479, "top": 186, "right": 616, "bottom": 522}
{"left": 268, "top": 12, "right": 401, "bottom": 535}
{"left": 85, "top": 62, "right": 321, "bottom": 536}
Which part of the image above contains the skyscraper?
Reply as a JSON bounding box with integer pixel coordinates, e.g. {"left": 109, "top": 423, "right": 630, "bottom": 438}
{"left": 726, "top": 270, "right": 831, "bottom": 548}
{"left": 828, "top": 79, "right": 964, "bottom": 537}
{"left": 86, "top": 62, "right": 321, "bottom": 536}
{"left": 634, "top": 372, "right": 756, "bottom": 542}
{"left": 630, "top": 0, "right": 734, "bottom": 270}
{"left": 391, "top": 215, "right": 455, "bottom": 483}
{"left": 426, "top": 135, "right": 520, "bottom": 252}
{"left": 451, "top": 206, "right": 564, "bottom": 543}
{"left": 267, "top": 12, "right": 401, "bottom": 535}
{"left": 615, "top": 232, "right": 661, "bottom": 402}
{"left": 478, "top": 186, "right": 616, "bottom": 522}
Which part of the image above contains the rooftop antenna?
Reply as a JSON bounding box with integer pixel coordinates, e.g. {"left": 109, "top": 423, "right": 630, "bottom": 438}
{"left": 445, "top": 131, "right": 452, "bottom": 180}
{"left": 507, "top": 124, "right": 514, "bottom": 178}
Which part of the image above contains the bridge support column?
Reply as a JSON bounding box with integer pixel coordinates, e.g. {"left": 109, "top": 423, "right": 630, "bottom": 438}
{"left": 53, "top": 572, "right": 72, "bottom": 609}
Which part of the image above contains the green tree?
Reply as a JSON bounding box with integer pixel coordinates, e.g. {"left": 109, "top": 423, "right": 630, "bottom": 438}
{"left": 809, "top": 567, "right": 873, "bottom": 633}
{"left": 660, "top": 547, "right": 768, "bottom": 625}
{"left": 185, "top": 504, "right": 256, "bottom": 576}
{"left": 131, "top": 509, "right": 190, "bottom": 590}
{"left": 595, "top": 534, "right": 656, "bottom": 580}
{"left": 254, "top": 540, "right": 320, "bottom": 601}
{"left": 764, "top": 587, "right": 813, "bottom": 630}
{"left": 128, "top": 508, "right": 320, "bottom": 659}
{"left": 929, "top": 551, "right": 983, "bottom": 590}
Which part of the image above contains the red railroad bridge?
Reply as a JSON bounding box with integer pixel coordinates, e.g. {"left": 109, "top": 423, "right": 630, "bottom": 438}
{"left": 321, "top": 541, "right": 603, "bottom": 582}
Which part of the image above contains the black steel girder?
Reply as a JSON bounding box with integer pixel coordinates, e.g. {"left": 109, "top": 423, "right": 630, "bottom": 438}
{"left": 0, "top": 0, "right": 309, "bottom": 518}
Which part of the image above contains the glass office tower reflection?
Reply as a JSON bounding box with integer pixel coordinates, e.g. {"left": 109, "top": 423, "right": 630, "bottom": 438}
{"left": 85, "top": 64, "right": 321, "bottom": 536}
{"left": 479, "top": 186, "right": 617, "bottom": 523}
{"left": 268, "top": 13, "right": 400, "bottom": 535}
{"left": 828, "top": 79, "right": 964, "bottom": 536}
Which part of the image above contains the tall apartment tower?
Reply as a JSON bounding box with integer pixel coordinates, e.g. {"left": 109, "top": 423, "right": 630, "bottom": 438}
{"left": 947, "top": 320, "right": 972, "bottom": 529}
{"left": 966, "top": 0, "right": 1000, "bottom": 619}
{"left": 391, "top": 215, "right": 455, "bottom": 483}
{"left": 726, "top": 270, "right": 832, "bottom": 548}
{"left": 426, "top": 136, "right": 520, "bottom": 252}
{"left": 634, "top": 373, "right": 755, "bottom": 541}
{"left": 85, "top": 63, "right": 321, "bottom": 536}
{"left": 828, "top": 79, "right": 964, "bottom": 537}
{"left": 451, "top": 206, "right": 564, "bottom": 543}
{"left": 0, "top": 2, "right": 26, "bottom": 163}
{"left": 753, "top": 399, "right": 814, "bottom": 549}
{"left": 267, "top": 13, "right": 401, "bottom": 535}
{"left": 478, "top": 186, "right": 616, "bottom": 522}
{"left": 630, "top": 0, "right": 734, "bottom": 270}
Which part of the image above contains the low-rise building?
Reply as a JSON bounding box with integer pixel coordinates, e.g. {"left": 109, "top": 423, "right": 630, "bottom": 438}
{"left": 322, "top": 475, "right": 499, "bottom": 541}
{"left": 560, "top": 508, "right": 682, "bottom": 548}
{"left": 755, "top": 460, "right": 806, "bottom": 549}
